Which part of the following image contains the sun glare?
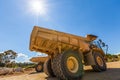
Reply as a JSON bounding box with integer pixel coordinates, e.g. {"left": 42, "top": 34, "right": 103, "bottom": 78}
{"left": 30, "top": 0, "right": 47, "bottom": 15}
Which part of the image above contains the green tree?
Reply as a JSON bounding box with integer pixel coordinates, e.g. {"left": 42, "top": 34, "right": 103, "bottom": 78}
{"left": 118, "top": 54, "right": 120, "bottom": 56}
{"left": 106, "top": 54, "right": 112, "bottom": 59}
{"left": 0, "top": 50, "right": 17, "bottom": 67}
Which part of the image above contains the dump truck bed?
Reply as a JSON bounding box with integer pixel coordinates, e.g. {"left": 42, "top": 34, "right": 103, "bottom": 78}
{"left": 30, "top": 26, "right": 90, "bottom": 55}
{"left": 30, "top": 57, "right": 48, "bottom": 63}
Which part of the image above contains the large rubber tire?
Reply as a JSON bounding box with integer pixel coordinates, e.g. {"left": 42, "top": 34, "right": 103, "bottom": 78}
{"left": 92, "top": 51, "right": 107, "bottom": 72}
{"left": 35, "top": 62, "right": 43, "bottom": 72}
{"left": 44, "top": 58, "right": 55, "bottom": 77}
{"left": 52, "top": 50, "right": 84, "bottom": 80}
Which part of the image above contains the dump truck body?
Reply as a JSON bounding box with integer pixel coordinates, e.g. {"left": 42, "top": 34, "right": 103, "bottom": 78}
{"left": 30, "top": 56, "right": 48, "bottom": 63}
{"left": 30, "top": 26, "right": 95, "bottom": 55}
{"left": 30, "top": 56, "right": 48, "bottom": 72}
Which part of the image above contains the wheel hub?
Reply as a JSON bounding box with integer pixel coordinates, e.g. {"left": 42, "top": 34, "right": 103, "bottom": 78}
{"left": 37, "top": 65, "right": 42, "bottom": 70}
{"left": 67, "top": 56, "right": 79, "bottom": 73}
{"left": 96, "top": 56, "right": 104, "bottom": 66}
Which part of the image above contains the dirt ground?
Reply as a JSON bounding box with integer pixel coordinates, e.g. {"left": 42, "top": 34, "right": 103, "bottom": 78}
{"left": 0, "top": 61, "right": 120, "bottom": 80}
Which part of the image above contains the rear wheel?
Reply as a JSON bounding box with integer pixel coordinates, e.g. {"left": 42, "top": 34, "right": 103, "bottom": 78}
{"left": 35, "top": 62, "right": 43, "bottom": 72}
{"left": 44, "top": 58, "right": 55, "bottom": 77}
{"left": 92, "top": 51, "right": 107, "bottom": 72}
{"left": 52, "top": 50, "right": 84, "bottom": 80}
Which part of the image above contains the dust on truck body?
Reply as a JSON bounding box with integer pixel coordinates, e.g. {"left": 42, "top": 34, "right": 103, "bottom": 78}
{"left": 29, "top": 26, "right": 107, "bottom": 80}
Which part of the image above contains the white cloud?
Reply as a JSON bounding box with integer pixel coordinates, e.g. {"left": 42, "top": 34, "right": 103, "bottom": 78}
{"left": 16, "top": 53, "right": 30, "bottom": 63}
{"left": 35, "top": 52, "right": 48, "bottom": 57}
{"left": 15, "top": 52, "right": 48, "bottom": 63}
{"left": 17, "top": 53, "right": 28, "bottom": 58}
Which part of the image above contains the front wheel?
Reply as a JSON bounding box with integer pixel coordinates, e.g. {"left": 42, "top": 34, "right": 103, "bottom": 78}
{"left": 52, "top": 50, "right": 84, "bottom": 80}
{"left": 92, "top": 51, "right": 107, "bottom": 72}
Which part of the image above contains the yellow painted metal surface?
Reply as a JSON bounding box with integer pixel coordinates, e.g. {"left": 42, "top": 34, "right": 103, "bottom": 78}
{"left": 30, "top": 57, "right": 48, "bottom": 63}
{"left": 29, "top": 26, "right": 97, "bottom": 55}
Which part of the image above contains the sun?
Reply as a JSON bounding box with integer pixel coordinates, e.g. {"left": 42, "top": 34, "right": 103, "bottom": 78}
{"left": 29, "top": 0, "right": 47, "bottom": 15}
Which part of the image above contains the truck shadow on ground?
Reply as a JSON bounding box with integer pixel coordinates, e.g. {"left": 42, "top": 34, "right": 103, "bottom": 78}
{"left": 46, "top": 68, "right": 120, "bottom": 80}
{"left": 28, "top": 68, "right": 120, "bottom": 80}
{"left": 85, "top": 68, "right": 120, "bottom": 73}
{"left": 81, "top": 68, "right": 120, "bottom": 80}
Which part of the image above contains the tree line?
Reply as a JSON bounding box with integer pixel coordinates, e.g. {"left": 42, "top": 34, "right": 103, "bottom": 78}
{"left": 0, "top": 50, "right": 35, "bottom": 68}
{"left": 106, "top": 53, "right": 120, "bottom": 62}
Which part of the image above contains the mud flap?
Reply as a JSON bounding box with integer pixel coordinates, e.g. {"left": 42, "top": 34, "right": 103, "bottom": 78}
{"left": 84, "top": 51, "right": 95, "bottom": 65}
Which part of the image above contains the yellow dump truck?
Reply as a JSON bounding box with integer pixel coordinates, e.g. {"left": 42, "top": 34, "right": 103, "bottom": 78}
{"left": 29, "top": 26, "right": 107, "bottom": 80}
{"left": 30, "top": 57, "right": 48, "bottom": 72}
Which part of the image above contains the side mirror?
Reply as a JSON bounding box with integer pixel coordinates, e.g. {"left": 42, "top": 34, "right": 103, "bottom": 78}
{"left": 99, "top": 39, "right": 106, "bottom": 47}
{"left": 99, "top": 39, "right": 102, "bottom": 43}
{"left": 102, "top": 42, "right": 105, "bottom": 47}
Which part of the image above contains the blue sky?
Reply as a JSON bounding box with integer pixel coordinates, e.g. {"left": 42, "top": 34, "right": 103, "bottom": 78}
{"left": 0, "top": 0, "right": 120, "bottom": 62}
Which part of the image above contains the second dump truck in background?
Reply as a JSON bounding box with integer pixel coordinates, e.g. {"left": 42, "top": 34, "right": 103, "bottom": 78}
{"left": 30, "top": 56, "right": 48, "bottom": 72}
{"left": 29, "top": 26, "right": 107, "bottom": 80}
